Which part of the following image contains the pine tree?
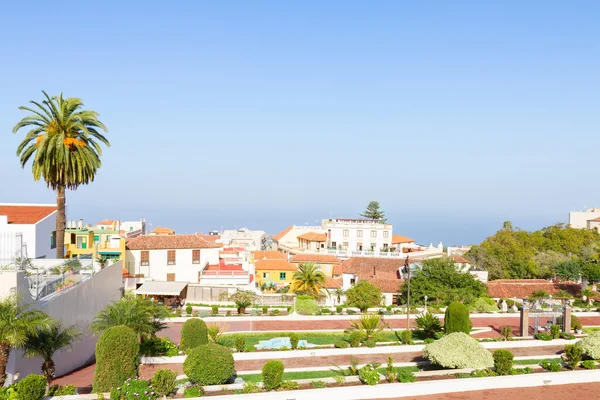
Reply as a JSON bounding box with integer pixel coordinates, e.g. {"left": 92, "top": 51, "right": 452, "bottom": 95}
{"left": 360, "top": 201, "right": 386, "bottom": 222}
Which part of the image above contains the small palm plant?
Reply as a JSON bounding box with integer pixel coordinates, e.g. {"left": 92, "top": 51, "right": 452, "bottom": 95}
{"left": 347, "top": 314, "right": 389, "bottom": 340}
{"left": 24, "top": 321, "right": 82, "bottom": 385}
{"left": 415, "top": 312, "right": 443, "bottom": 339}
{"left": 331, "top": 288, "right": 345, "bottom": 305}
{"left": 580, "top": 288, "right": 596, "bottom": 305}
{"left": 207, "top": 323, "right": 228, "bottom": 344}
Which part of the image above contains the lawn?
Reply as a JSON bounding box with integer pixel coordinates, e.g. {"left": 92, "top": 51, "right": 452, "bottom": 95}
{"left": 514, "top": 358, "right": 561, "bottom": 365}
{"left": 218, "top": 331, "right": 403, "bottom": 347}
{"left": 238, "top": 366, "right": 420, "bottom": 382}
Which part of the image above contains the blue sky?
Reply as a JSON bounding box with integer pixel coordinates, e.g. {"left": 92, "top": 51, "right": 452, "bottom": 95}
{"left": 0, "top": 1, "right": 599, "bottom": 244}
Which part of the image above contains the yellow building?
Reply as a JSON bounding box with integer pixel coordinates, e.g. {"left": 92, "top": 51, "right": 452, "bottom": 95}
{"left": 289, "top": 254, "right": 342, "bottom": 278}
{"left": 65, "top": 228, "right": 126, "bottom": 263}
{"left": 254, "top": 258, "right": 297, "bottom": 287}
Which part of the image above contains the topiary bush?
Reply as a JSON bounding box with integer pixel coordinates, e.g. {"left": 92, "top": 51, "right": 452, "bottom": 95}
{"left": 349, "top": 330, "right": 365, "bottom": 347}
{"left": 180, "top": 318, "right": 208, "bottom": 352}
{"left": 470, "top": 298, "right": 499, "bottom": 313}
{"left": 423, "top": 332, "right": 494, "bottom": 369}
{"left": 151, "top": 369, "right": 177, "bottom": 397}
{"left": 396, "top": 330, "right": 412, "bottom": 345}
{"left": 493, "top": 349, "right": 513, "bottom": 375}
{"left": 93, "top": 325, "right": 140, "bottom": 393}
{"left": 235, "top": 335, "right": 246, "bottom": 352}
{"left": 565, "top": 344, "right": 583, "bottom": 369}
{"left": 110, "top": 378, "right": 157, "bottom": 400}
{"left": 579, "top": 331, "right": 600, "bottom": 359}
{"left": 571, "top": 314, "right": 582, "bottom": 331}
{"left": 444, "top": 302, "right": 472, "bottom": 334}
{"left": 15, "top": 374, "right": 46, "bottom": 400}
{"left": 295, "top": 296, "right": 319, "bottom": 315}
{"left": 550, "top": 324, "right": 561, "bottom": 339}
{"left": 289, "top": 333, "right": 299, "bottom": 349}
{"left": 186, "top": 304, "right": 193, "bottom": 315}
{"left": 262, "top": 360, "right": 284, "bottom": 390}
{"left": 212, "top": 305, "right": 219, "bottom": 315}
{"left": 183, "top": 343, "right": 235, "bottom": 385}
{"left": 336, "top": 306, "right": 343, "bottom": 314}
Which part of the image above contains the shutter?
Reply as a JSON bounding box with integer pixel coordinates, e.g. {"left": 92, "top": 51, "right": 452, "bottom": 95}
{"left": 167, "top": 273, "right": 176, "bottom": 282}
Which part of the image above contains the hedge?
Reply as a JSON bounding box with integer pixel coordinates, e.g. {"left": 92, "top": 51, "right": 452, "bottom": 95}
{"left": 262, "top": 360, "right": 284, "bottom": 390}
{"left": 180, "top": 318, "right": 208, "bottom": 352}
{"left": 152, "top": 369, "right": 177, "bottom": 397}
{"left": 92, "top": 325, "right": 139, "bottom": 393}
{"left": 15, "top": 374, "right": 47, "bottom": 400}
{"left": 493, "top": 349, "right": 513, "bottom": 375}
{"left": 183, "top": 343, "right": 235, "bottom": 385}
{"left": 444, "top": 302, "right": 471, "bottom": 334}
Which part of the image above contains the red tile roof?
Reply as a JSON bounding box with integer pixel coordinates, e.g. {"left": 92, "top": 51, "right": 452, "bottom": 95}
{"left": 126, "top": 234, "right": 220, "bottom": 250}
{"left": 97, "top": 219, "right": 115, "bottom": 225}
{"left": 590, "top": 217, "right": 600, "bottom": 222}
{"left": 486, "top": 279, "right": 581, "bottom": 299}
{"left": 290, "top": 254, "right": 342, "bottom": 264}
{"left": 392, "top": 234, "right": 415, "bottom": 244}
{"left": 451, "top": 255, "right": 470, "bottom": 264}
{"left": 197, "top": 234, "right": 220, "bottom": 242}
{"left": 325, "top": 277, "right": 343, "bottom": 289}
{"left": 254, "top": 259, "right": 298, "bottom": 271}
{"left": 272, "top": 226, "right": 293, "bottom": 242}
{"left": 341, "top": 257, "right": 405, "bottom": 293}
{"left": 297, "top": 232, "right": 327, "bottom": 242}
{"left": 251, "top": 251, "right": 286, "bottom": 260}
{"left": 0, "top": 205, "right": 57, "bottom": 224}
{"left": 151, "top": 227, "right": 175, "bottom": 235}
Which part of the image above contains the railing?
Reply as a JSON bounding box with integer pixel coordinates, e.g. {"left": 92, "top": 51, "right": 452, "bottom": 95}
{"left": 125, "top": 229, "right": 143, "bottom": 238}
{"left": 25, "top": 258, "right": 98, "bottom": 300}
{"left": 323, "top": 248, "right": 444, "bottom": 259}
{"left": 201, "top": 271, "right": 249, "bottom": 277}
{"left": 0, "top": 233, "right": 24, "bottom": 269}
{"left": 98, "top": 243, "right": 122, "bottom": 251}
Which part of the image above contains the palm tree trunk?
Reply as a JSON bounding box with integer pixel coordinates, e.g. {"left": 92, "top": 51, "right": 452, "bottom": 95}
{"left": 56, "top": 185, "right": 66, "bottom": 258}
{"left": 42, "top": 359, "right": 55, "bottom": 384}
{"left": 0, "top": 343, "right": 11, "bottom": 387}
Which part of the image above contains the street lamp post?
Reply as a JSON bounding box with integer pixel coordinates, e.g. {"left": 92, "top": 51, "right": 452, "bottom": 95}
{"left": 402, "top": 256, "right": 410, "bottom": 330}
{"left": 424, "top": 295, "right": 428, "bottom": 310}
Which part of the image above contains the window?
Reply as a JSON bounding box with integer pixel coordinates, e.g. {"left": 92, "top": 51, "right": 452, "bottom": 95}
{"left": 167, "top": 250, "right": 176, "bottom": 265}
{"left": 332, "top": 241, "right": 337, "bottom": 248}
{"left": 357, "top": 243, "right": 363, "bottom": 251}
{"left": 343, "top": 229, "right": 349, "bottom": 237}
{"left": 263, "top": 272, "right": 268, "bottom": 279}
{"left": 130, "top": 226, "right": 133, "bottom": 232}
{"left": 141, "top": 250, "right": 150, "bottom": 266}
{"left": 76, "top": 236, "right": 84, "bottom": 249}
{"left": 50, "top": 231, "right": 56, "bottom": 249}
{"left": 371, "top": 230, "right": 377, "bottom": 238}
{"left": 279, "top": 272, "right": 286, "bottom": 280}
{"left": 383, "top": 231, "right": 389, "bottom": 238}
{"left": 357, "top": 230, "right": 363, "bottom": 237}
{"left": 350, "top": 278, "right": 356, "bottom": 285}
{"left": 343, "top": 242, "right": 348, "bottom": 249}
{"left": 167, "top": 273, "right": 175, "bottom": 281}
{"left": 192, "top": 249, "right": 200, "bottom": 264}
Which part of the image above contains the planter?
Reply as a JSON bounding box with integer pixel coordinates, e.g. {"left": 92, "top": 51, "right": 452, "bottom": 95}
{"left": 576, "top": 329, "right": 583, "bottom": 334}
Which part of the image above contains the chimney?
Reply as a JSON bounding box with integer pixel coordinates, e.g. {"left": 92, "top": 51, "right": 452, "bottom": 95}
{"left": 78, "top": 219, "right": 83, "bottom": 229}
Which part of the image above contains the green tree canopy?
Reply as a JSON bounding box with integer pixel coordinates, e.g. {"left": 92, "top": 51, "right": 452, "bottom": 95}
{"left": 400, "top": 258, "right": 487, "bottom": 306}
{"left": 289, "top": 263, "right": 327, "bottom": 298}
{"left": 345, "top": 281, "right": 383, "bottom": 312}
{"left": 554, "top": 260, "right": 583, "bottom": 282}
{"left": 360, "top": 201, "right": 386, "bottom": 222}
{"left": 466, "top": 223, "right": 600, "bottom": 280}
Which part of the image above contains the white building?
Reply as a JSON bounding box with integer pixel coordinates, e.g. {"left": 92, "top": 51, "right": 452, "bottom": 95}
{"left": 219, "top": 228, "right": 266, "bottom": 251}
{"left": 569, "top": 208, "right": 600, "bottom": 229}
{"left": 322, "top": 218, "right": 392, "bottom": 252}
{"left": 96, "top": 219, "right": 146, "bottom": 238}
{"left": 0, "top": 203, "right": 57, "bottom": 260}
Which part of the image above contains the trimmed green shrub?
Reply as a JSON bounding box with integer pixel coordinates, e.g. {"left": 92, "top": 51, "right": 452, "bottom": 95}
{"left": 262, "top": 306, "right": 268, "bottom": 315}
{"left": 579, "top": 331, "right": 600, "bottom": 359}
{"left": 510, "top": 367, "right": 532, "bottom": 375}
{"left": 423, "top": 332, "right": 494, "bottom": 369}
{"left": 140, "top": 336, "right": 178, "bottom": 357}
{"left": 183, "top": 343, "right": 234, "bottom": 385}
{"left": 183, "top": 385, "right": 204, "bottom": 398}
{"left": 310, "top": 381, "right": 327, "bottom": 388}
{"left": 262, "top": 360, "right": 284, "bottom": 390}
{"left": 289, "top": 333, "right": 299, "bottom": 349}
{"left": 358, "top": 364, "right": 380, "bottom": 385}
{"left": 180, "top": 318, "right": 208, "bottom": 352}
{"left": 581, "top": 360, "right": 596, "bottom": 369}
{"left": 212, "top": 305, "right": 219, "bottom": 315}
{"left": 110, "top": 378, "right": 157, "bottom": 400}
{"left": 321, "top": 308, "right": 332, "bottom": 314}
{"left": 48, "top": 384, "right": 77, "bottom": 396}
{"left": 364, "top": 338, "right": 376, "bottom": 348}
{"left": 550, "top": 324, "right": 561, "bottom": 339}
{"left": 235, "top": 335, "right": 246, "bottom": 352}
{"left": 151, "top": 369, "right": 177, "bottom": 397}
{"left": 347, "top": 309, "right": 356, "bottom": 315}
{"left": 397, "top": 367, "right": 417, "bottom": 383}
{"left": 334, "top": 340, "right": 349, "bottom": 348}
{"left": 186, "top": 304, "right": 193, "bottom": 315}
{"left": 296, "top": 296, "right": 319, "bottom": 315}
{"left": 280, "top": 380, "right": 300, "bottom": 390}
{"left": 444, "top": 302, "right": 472, "bottom": 334}
{"left": 500, "top": 325, "right": 512, "bottom": 341}
{"left": 226, "top": 310, "right": 232, "bottom": 316}
{"left": 396, "top": 330, "right": 412, "bottom": 344}
{"left": 336, "top": 306, "right": 343, "bottom": 314}
{"left": 535, "top": 332, "right": 552, "bottom": 341}
{"left": 565, "top": 344, "right": 583, "bottom": 369}
{"left": 571, "top": 315, "right": 582, "bottom": 331}
{"left": 271, "top": 309, "right": 280, "bottom": 316}
{"left": 493, "top": 349, "right": 513, "bottom": 375}
{"left": 540, "top": 360, "right": 562, "bottom": 372}
{"left": 349, "top": 330, "right": 364, "bottom": 347}
{"left": 15, "top": 374, "right": 46, "bottom": 400}
{"left": 93, "top": 325, "right": 139, "bottom": 393}
{"left": 416, "top": 312, "right": 443, "bottom": 338}
{"left": 470, "top": 298, "right": 499, "bottom": 313}
{"left": 561, "top": 332, "right": 576, "bottom": 340}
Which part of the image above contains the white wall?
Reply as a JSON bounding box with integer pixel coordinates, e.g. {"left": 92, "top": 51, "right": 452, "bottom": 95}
{"left": 35, "top": 212, "right": 57, "bottom": 258}
{"left": 126, "top": 248, "right": 220, "bottom": 283}
{"left": 569, "top": 209, "right": 600, "bottom": 229}
{"left": 0, "top": 223, "right": 36, "bottom": 258}
{"left": 3, "top": 261, "right": 123, "bottom": 383}
{"left": 324, "top": 220, "right": 392, "bottom": 252}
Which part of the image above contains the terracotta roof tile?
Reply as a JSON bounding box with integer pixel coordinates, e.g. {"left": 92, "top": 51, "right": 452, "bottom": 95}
{"left": 272, "top": 226, "right": 293, "bottom": 242}
{"left": 325, "top": 277, "right": 343, "bottom": 289}
{"left": 197, "top": 234, "right": 220, "bottom": 242}
{"left": 486, "top": 279, "right": 582, "bottom": 299}
{"left": 290, "top": 254, "right": 342, "bottom": 264}
{"left": 126, "top": 234, "right": 220, "bottom": 250}
{"left": 252, "top": 251, "right": 286, "bottom": 260}
{"left": 591, "top": 217, "right": 600, "bottom": 222}
{"left": 297, "top": 232, "right": 327, "bottom": 242}
{"left": 451, "top": 255, "right": 470, "bottom": 264}
{"left": 0, "top": 205, "right": 57, "bottom": 224}
{"left": 97, "top": 219, "right": 115, "bottom": 225}
{"left": 392, "top": 234, "right": 415, "bottom": 244}
{"left": 254, "top": 259, "right": 298, "bottom": 271}
{"left": 341, "top": 257, "right": 405, "bottom": 293}
{"left": 151, "top": 227, "right": 175, "bottom": 235}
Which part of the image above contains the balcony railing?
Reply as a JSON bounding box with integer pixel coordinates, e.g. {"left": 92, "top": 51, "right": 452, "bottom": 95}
{"left": 98, "top": 242, "right": 121, "bottom": 251}
{"left": 201, "top": 270, "right": 249, "bottom": 277}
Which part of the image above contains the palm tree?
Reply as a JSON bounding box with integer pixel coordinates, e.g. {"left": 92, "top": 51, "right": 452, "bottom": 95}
{"left": 289, "top": 263, "right": 327, "bottom": 298}
{"left": 331, "top": 288, "right": 345, "bottom": 305}
{"left": 580, "top": 288, "right": 596, "bottom": 305}
{"left": 91, "top": 292, "right": 169, "bottom": 340}
{"left": 347, "top": 314, "right": 389, "bottom": 340}
{"left": 0, "top": 294, "right": 50, "bottom": 386}
{"left": 13, "top": 91, "right": 109, "bottom": 258}
{"left": 24, "top": 321, "right": 81, "bottom": 385}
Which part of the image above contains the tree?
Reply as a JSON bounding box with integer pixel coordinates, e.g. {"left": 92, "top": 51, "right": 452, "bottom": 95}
{"left": 13, "top": 91, "right": 109, "bottom": 258}
{"left": 289, "top": 263, "right": 327, "bottom": 298}
{"left": 0, "top": 294, "right": 50, "bottom": 386}
{"left": 583, "top": 262, "right": 600, "bottom": 283}
{"left": 24, "top": 321, "right": 81, "bottom": 384}
{"left": 400, "top": 257, "right": 487, "bottom": 306}
{"left": 219, "top": 289, "right": 259, "bottom": 314}
{"left": 345, "top": 281, "right": 383, "bottom": 312}
{"left": 91, "top": 292, "right": 169, "bottom": 339}
{"left": 360, "top": 201, "right": 386, "bottom": 222}
{"left": 331, "top": 288, "right": 345, "bottom": 305}
{"left": 554, "top": 260, "right": 582, "bottom": 282}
